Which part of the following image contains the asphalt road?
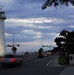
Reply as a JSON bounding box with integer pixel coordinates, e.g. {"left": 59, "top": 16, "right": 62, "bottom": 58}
{"left": 0, "top": 55, "right": 65, "bottom": 75}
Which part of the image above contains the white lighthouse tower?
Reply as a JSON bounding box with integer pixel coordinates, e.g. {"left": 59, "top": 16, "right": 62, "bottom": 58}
{"left": 0, "top": 6, "right": 6, "bottom": 56}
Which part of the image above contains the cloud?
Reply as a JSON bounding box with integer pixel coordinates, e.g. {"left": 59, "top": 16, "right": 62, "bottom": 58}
{"left": 1, "top": 0, "right": 74, "bottom": 52}
{"left": 20, "top": 29, "right": 42, "bottom": 38}
{"left": 5, "top": 17, "right": 74, "bottom": 43}
{"left": 5, "top": 18, "right": 65, "bottom": 27}
{"left": 0, "top": 0, "right": 14, "bottom": 11}
{"left": 68, "top": 25, "right": 74, "bottom": 28}
{"left": 0, "top": 0, "right": 13, "bottom": 5}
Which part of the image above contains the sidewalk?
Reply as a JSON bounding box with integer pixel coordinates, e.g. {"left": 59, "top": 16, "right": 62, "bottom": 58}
{"left": 48, "top": 55, "right": 63, "bottom": 67}
{"left": 49, "top": 55, "right": 74, "bottom": 75}
{"left": 59, "top": 67, "right": 74, "bottom": 75}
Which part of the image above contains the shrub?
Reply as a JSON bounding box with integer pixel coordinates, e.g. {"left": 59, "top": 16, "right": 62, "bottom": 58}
{"left": 58, "top": 53, "right": 67, "bottom": 65}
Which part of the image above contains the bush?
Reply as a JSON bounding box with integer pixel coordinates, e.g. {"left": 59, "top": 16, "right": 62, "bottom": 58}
{"left": 58, "top": 53, "right": 67, "bottom": 65}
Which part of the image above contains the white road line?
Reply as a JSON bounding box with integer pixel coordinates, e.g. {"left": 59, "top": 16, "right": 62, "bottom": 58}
{"left": 46, "top": 59, "right": 52, "bottom": 66}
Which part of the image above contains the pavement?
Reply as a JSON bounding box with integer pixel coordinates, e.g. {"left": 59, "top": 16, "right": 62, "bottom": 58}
{"left": 49, "top": 55, "right": 74, "bottom": 75}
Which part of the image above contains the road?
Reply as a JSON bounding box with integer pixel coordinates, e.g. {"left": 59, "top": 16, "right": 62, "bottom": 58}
{"left": 0, "top": 55, "right": 66, "bottom": 75}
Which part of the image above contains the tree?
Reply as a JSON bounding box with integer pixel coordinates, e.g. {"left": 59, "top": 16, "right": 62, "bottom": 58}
{"left": 55, "top": 29, "right": 74, "bottom": 53}
{"left": 42, "top": 0, "right": 74, "bottom": 10}
{"left": 11, "top": 46, "right": 17, "bottom": 54}
{"left": 38, "top": 48, "right": 44, "bottom": 54}
{"left": 54, "top": 29, "right": 74, "bottom": 64}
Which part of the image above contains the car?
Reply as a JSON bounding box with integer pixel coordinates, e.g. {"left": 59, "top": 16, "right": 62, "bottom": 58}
{"left": 38, "top": 48, "right": 44, "bottom": 58}
{"left": 0, "top": 54, "right": 23, "bottom": 67}
{"left": 38, "top": 53, "right": 44, "bottom": 58}
{"left": 44, "top": 53, "right": 48, "bottom": 57}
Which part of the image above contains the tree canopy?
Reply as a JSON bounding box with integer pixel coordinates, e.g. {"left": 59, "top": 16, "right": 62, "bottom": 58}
{"left": 42, "top": 0, "right": 74, "bottom": 10}
{"left": 54, "top": 30, "right": 74, "bottom": 54}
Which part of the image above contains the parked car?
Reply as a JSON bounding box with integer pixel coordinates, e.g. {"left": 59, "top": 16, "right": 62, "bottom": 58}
{"left": 0, "top": 54, "right": 23, "bottom": 67}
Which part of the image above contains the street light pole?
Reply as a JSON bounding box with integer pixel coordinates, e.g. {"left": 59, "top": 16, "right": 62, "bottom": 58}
{"left": 6, "top": 33, "right": 20, "bottom": 54}
{"left": 12, "top": 33, "right": 15, "bottom": 47}
{"left": 41, "top": 41, "right": 42, "bottom": 48}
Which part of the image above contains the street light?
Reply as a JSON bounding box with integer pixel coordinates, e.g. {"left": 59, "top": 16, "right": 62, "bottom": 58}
{"left": 6, "top": 33, "right": 20, "bottom": 54}
{"left": 12, "top": 33, "right": 15, "bottom": 47}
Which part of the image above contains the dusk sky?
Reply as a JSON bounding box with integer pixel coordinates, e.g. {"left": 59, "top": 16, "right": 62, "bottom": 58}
{"left": 0, "top": 0, "right": 74, "bottom": 53}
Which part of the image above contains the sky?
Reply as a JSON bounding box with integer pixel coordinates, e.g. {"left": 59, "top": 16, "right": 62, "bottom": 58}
{"left": 0, "top": 0, "right": 74, "bottom": 53}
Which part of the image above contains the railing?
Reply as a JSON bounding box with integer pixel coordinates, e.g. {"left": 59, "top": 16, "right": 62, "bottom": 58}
{"left": 0, "top": 15, "right": 6, "bottom": 19}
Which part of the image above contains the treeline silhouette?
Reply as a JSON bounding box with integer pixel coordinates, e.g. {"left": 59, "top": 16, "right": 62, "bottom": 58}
{"left": 54, "top": 29, "right": 74, "bottom": 54}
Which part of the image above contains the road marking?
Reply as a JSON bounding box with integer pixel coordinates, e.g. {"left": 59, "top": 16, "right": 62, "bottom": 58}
{"left": 46, "top": 59, "right": 52, "bottom": 66}
{"left": 46, "top": 58, "right": 54, "bottom": 66}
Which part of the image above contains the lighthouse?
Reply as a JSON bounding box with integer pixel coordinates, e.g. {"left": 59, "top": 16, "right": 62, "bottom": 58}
{"left": 0, "top": 6, "right": 6, "bottom": 56}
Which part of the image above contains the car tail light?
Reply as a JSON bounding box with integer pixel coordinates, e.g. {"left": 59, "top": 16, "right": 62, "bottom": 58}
{"left": 0, "top": 58, "right": 3, "bottom": 61}
{"left": 10, "top": 58, "right": 16, "bottom": 62}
